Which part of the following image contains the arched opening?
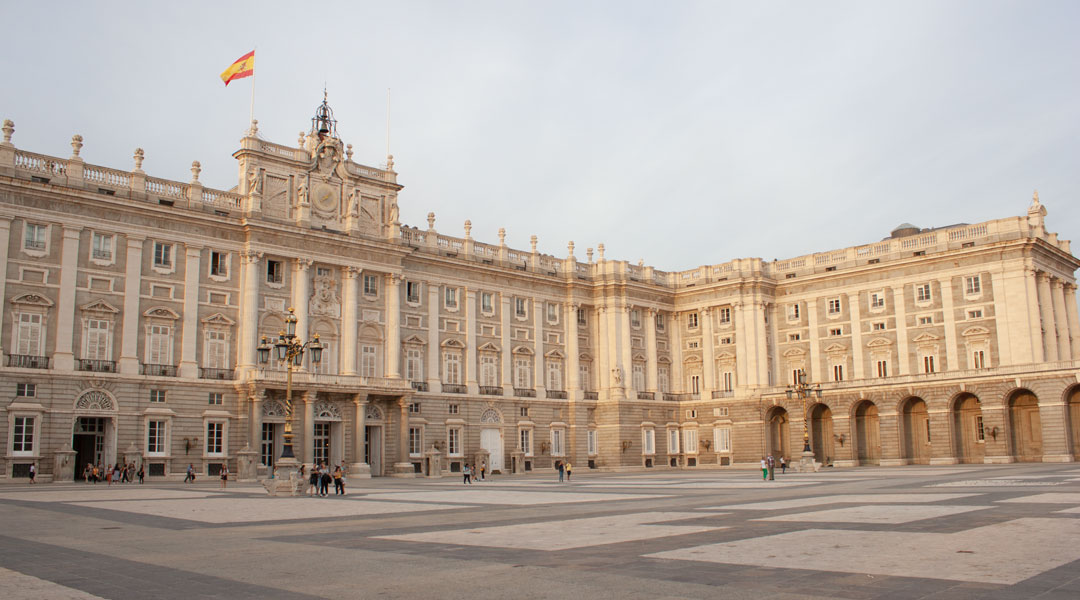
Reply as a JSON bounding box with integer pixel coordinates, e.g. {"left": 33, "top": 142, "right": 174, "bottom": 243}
{"left": 901, "top": 397, "right": 930, "bottom": 464}
{"left": 1067, "top": 385, "right": 1080, "bottom": 459}
{"left": 765, "top": 406, "right": 789, "bottom": 462}
{"left": 951, "top": 393, "right": 984, "bottom": 464}
{"left": 853, "top": 400, "right": 880, "bottom": 465}
{"left": 809, "top": 403, "right": 834, "bottom": 465}
{"left": 1008, "top": 389, "right": 1043, "bottom": 462}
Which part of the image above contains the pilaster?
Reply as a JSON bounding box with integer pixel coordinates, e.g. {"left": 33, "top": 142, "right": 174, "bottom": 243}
{"left": 237, "top": 250, "right": 261, "bottom": 372}
{"left": 427, "top": 282, "right": 441, "bottom": 392}
{"left": 1065, "top": 283, "right": 1080, "bottom": 359}
{"left": 385, "top": 274, "right": 402, "bottom": 378}
{"left": 292, "top": 259, "right": 312, "bottom": 369}
{"left": 1051, "top": 279, "right": 1071, "bottom": 360}
{"left": 466, "top": 288, "right": 479, "bottom": 394}
{"left": 178, "top": 245, "right": 202, "bottom": 378}
{"left": 847, "top": 293, "right": 863, "bottom": 380}
{"left": 806, "top": 299, "right": 822, "bottom": 381}
{"left": 701, "top": 307, "right": 716, "bottom": 399}
{"left": 1037, "top": 272, "right": 1058, "bottom": 362}
{"left": 341, "top": 267, "right": 360, "bottom": 375}
{"left": 0, "top": 217, "right": 10, "bottom": 363}
{"left": 645, "top": 308, "right": 658, "bottom": 392}
{"left": 892, "top": 287, "right": 910, "bottom": 376}
{"left": 118, "top": 236, "right": 145, "bottom": 374}
{"left": 52, "top": 225, "right": 81, "bottom": 371}
{"left": 939, "top": 276, "right": 958, "bottom": 371}
{"left": 500, "top": 293, "right": 513, "bottom": 395}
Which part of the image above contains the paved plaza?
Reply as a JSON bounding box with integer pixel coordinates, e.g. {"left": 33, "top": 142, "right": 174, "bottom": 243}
{"left": 2, "top": 464, "right": 1080, "bottom": 599}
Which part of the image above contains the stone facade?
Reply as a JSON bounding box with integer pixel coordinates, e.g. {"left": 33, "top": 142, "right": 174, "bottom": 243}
{"left": 1, "top": 105, "right": 1079, "bottom": 482}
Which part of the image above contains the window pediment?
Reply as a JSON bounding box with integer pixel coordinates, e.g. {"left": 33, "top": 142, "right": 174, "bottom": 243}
{"left": 867, "top": 337, "right": 893, "bottom": 348}
{"left": 631, "top": 352, "right": 647, "bottom": 362}
{"left": 12, "top": 293, "right": 54, "bottom": 307}
{"left": 544, "top": 349, "right": 566, "bottom": 359}
{"left": 512, "top": 345, "right": 534, "bottom": 355}
{"left": 201, "top": 313, "right": 235, "bottom": 326}
{"left": 961, "top": 326, "right": 991, "bottom": 337}
{"left": 143, "top": 306, "right": 180, "bottom": 319}
{"left": 403, "top": 334, "right": 427, "bottom": 346}
{"left": 912, "top": 332, "right": 940, "bottom": 343}
{"left": 478, "top": 341, "right": 500, "bottom": 352}
{"left": 782, "top": 347, "right": 807, "bottom": 358}
{"left": 441, "top": 338, "right": 465, "bottom": 348}
{"left": 80, "top": 299, "right": 119, "bottom": 314}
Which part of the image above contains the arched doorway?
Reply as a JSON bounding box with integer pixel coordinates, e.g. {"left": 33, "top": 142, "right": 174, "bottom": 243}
{"left": 1067, "top": 385, "right": 1080, "bottom": 459}
{"left": 952, "top": 394, "right": 985, "bottom": 464}
{"left": 853, "top": 400, "right": 880, "bottom": 465}
{"left": 765, "top": 406, "right": 789, "bottom": 461}
{"left": 71, "top": 389, "right": 119, "bottom": 480}
{"left": 364, "top": 405, "right": 384, "bottom": 476}
{"left": 1008, "top": 389, "right": 1042, "bottom": 462}
{"left": 480, "top": 408, "right": 505, "bottom": 473}
{"left": 809, "top": 403, "right": 834, "bottom": 465}
{"left": 901, "top": 397, "right": 930, "bottom": 464}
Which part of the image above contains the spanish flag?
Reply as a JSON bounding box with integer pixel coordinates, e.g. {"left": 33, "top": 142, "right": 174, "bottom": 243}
{"left": 220, "top": 51, "right": 255, "bottom": 86}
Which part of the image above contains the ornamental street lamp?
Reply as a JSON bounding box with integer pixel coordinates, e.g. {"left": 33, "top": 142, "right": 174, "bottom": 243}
{"left": 256, "top": 307, "right": 322, "bottom": 463}
{"left": 785, "top": 369, "right": 823, "bottom": 472}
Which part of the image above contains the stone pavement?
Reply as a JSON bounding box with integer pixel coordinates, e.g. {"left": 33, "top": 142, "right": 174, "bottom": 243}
{"left": 2, "top": 464, "right": 1080, "bottom": 599}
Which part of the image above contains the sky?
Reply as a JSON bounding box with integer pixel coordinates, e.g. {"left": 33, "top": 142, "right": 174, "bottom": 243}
{"left": 1, "top": 1, "right": 1078, "bottom": 272}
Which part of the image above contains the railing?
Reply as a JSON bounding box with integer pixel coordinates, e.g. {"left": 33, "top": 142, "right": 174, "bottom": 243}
{"left": 142, "top": 363, "right": 177, "bottom": 377}
{"left": 583, "top": 391, "right": 598, "bottom": 400}
{"left": 8, "top": 355, "right": 49, "bottom": 369}
{"left": 514, "top": 388, "right": 536, "bottom": 398}
{"left": 442, "top": 384, "right": 467, "bottom": 394}
{"left": 77, "top": 359, "right": 116, "bottom": 373}
{"left": 200, "top": 368, "right": 235, "bottom": 380}
{"left": 712, "top": 390, "right": 734, "bottom": 399}
{"left": 663, "top": 393, "right": 690, "bottom": 402}
{"left": 83, "top": 164, "right": 131, "bottom": 187}
{"left": 260, "top": 141, "right": 303, "bottom": 160}
{"left": 15, "top": 151, "right": 66, "bottom": 176}
{"left": 637, "top": 391, "right": 654, "bottom": 400}
{"left": 201, "top": 188, "right": 243, "bottom": 208}
{"left": 479, "top": 386, "right": 503, "bottom": 396}
{"left": 146, "top": 177, "right": 188, "bottom": 199}
{"left": 410, "top": 381, "right": 429, "bottom": 392}
{"left": 547, "top": 390, "right": 567, "bottom": 399}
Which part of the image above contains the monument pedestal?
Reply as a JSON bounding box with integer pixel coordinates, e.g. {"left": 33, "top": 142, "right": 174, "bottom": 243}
{"left": 796, "top": 450, "right": 820, "bottom": 473}
{"left": 262, "top": 457, "right": 304, "bottom": 496}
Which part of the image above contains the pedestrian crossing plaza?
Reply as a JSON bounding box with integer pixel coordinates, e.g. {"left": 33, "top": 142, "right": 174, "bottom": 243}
{"left": 2, "top": 463, "right": 1080, "bottom": 599}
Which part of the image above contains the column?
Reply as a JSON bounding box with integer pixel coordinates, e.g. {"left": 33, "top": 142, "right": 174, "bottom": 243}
{"left": 250, "top": 392, "right": 263, "bottom": 459}
{"left": 1051, "top": 279, "right": 1072, "bottom": 361}
{"left": 0, "top": 218, "right": 9, "bottom": 363}
{"left": 385, "top": 274, "right": 402, "bottom": 378}
{"left": 645, "top": 308, "right": 658, "bottom": 392}
{"left": 237, "top": 250, "right": 261, "bottom": 371}
{"left": 500, "top": 293, "right": 513, "bottom": 394}
{"left": 701, "top": 307, "right": 716, "bottom": 399}
{"left": 119, "top": 236, "right": 145, "bottom": 374}
{"left": 753, "top": 301, "right": 770, "bottom": 386}
{"left": 396, "top": 397, "right": 411, "bottom": 470}
{"left": 1024, "top": 267, "right": 1045, "bottom": 363}
{"left": 302, "top": 391, "right": 315, "bottom": 466}
{"left": 595, "top": 304, "right": 610, "bottom": 392}
{"left": 52, "top": 225, "right": 82, "bottom": 371}
{"left": 566, "top": 302, "right": 581, "bottom": 394}
{"left": 939, "top": 277, "right": 959, "bottom": 371}
{"left": 341, "top": 267, "right": 360, "bottom": 375}
{"left": 427, "top": 282, "right": 441, "bottom": 392}
{"left": 1037, "top": 272, "right": 1058, "bottom": 362}
{"left": 1065, "top": 283, "right": 1080, "bottom": 359}
{"left": 892, "top": 287, "right": 910, "bottom": 375}
{"left": 618, "top": 301, "right": 633, "bottom": 396}
{"left": 293, "top": 259, "right": 312, "bottom": 368}
{"left": 847, "top": 293, "right": 864, "bottom": 380}
{"left": 806, "top": 299, "right": 822, "bottom": 381}
{"left": 606, "top": 298, "right": 622, "bottom": 395}
{"left": 466, "top": 288, "right": 479, "bottom": 394}
{"left": 534, "top": 297, "right": 546, "bottom": 396}
{"left": 669, "top": 312, "right": 682, "bottom": 393}
{"left": 178, "top": 245, "right": 202, "bottom": 378}
{"left": 351, "top": 393, "right": 369, "bottom": 474}
{"left": 989, "top": 269, "right": 1014, "bottom": 365}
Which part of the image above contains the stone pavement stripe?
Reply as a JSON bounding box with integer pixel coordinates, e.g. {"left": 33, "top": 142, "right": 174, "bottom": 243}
{"left": 711, "top": 493, "right": 981, "bottom": 511}
{"left": 996, "top": 493, "right": 1080, "bottom": 504}
{"left": 753, "top": 504, "right": 994, "bottom": 524}
{"left": 0, "top": 566, "right": 106, "bottom": 599}
{"left": 0, "top": 535, "right": 323, "bottom": 600}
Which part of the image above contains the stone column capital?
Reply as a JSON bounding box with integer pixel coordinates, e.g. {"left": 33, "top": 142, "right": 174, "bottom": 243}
{"left": 1051, "top": 278, "right": 1065, "bottom": 289}
{"left": 295, "top": 258, "right": 313, "bottom": 271}
{"left": 385, "top": 272, "right": 403, "bottom": 285}
{"left": 353, "top": 392, "right": 368, "bottom": 405}
{"left": 1036, "top": 270, "right": 1051, "bottom": 282}
{"left": 344, "top": 266, "right": 363, "bottom": 279}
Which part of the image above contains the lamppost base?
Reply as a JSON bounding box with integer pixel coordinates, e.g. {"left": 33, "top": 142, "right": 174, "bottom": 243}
{"left": 797, "top": 450, "right": 820, "bottom": 473}
{"left": 262, "top": 456, "right": 304, "bottom": 496}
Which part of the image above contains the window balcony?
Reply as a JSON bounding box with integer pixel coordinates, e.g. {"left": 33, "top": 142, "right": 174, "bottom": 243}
{"left": 78, "top": 359, "right": 116, "bottom": 373}
{"left": 514, "top": 388, "right": 536, "bottom": 398}
{"left": 442, "top": 384, "right": 467, "bottom": 394}
{"left": 410, "top": 381, "right": 429, "bottom": 392}
{"left": 199, "top": 368, "right": 235, "bottom": 380}
{"left": 8, "top": 355, "right": 49, "bottom": 369}
{"left": 712, "top": 390, "right": 734, "bottom": 399}
{"left": 479, "top": 386, "right": 503, "bottom": 396}
{"left": 547, "top": 390, "right": 567, "bottom": 399}
{"left": 142, "top": 363, "right": 177, "bottom": 377}
{"left": 637, "top": 391, "right": 654, "bottom": 400}
{"left": 663, "top": 393, "right": 693, "bottom": 402}
{"left": 583, "top": 391, "right": 598, "bottom": 400}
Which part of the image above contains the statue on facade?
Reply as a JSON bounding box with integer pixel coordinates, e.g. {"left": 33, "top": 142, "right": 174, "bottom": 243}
{"left": 612, "top": 366, "right": 623, "bottom": 386}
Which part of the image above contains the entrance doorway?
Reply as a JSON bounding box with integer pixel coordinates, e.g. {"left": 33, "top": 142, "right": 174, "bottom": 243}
{"left": 365, "top": 425, "right": 383, "bottom": 476}
{"left": 952, "top": 394, "right": 985, "bottom": 463}
{"left": 481, "top": 429, "right": 504, "bottom": 472}
{"left": 901, "top": 397, "right": 930, "bottom": 464}
{"left": 853, "top": 400, "right": 880, "bottom": 465}
{"left": 73, "top": 417, "right": 106, "bottom": 480}
{"left": 809, "top": 404, "right": 834, "bottom": 465}
{"left": 1068, "top": 385, "right": 1080, "bottom": 459}
{"left": 260, "top": 422, "right": 282, "bottom": 468}
{"left": 1009, "top": 389, "right": 1042, "bottom": 462}
{"left": 765, "top": 407, "right": 789, "bottom": 461}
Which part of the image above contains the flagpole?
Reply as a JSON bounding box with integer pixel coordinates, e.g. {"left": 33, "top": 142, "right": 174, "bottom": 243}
{"left": 248, "top": 47, "right": 257, "bottom": 128}
{"left": 385, "top": 88, "right": 391, "bottom": 159}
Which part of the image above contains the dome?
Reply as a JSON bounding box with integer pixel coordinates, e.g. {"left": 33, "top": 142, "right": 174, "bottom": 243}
{"left": 890, "top": 223, "right": 920, "bottom": 238}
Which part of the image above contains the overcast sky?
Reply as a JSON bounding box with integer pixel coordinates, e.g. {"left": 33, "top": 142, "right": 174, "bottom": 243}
{"left": 2, "top": 1, "right": 1077, "bottom": 271}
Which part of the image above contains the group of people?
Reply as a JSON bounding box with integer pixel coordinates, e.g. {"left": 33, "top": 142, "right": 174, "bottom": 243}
{"left": 82, "top": 462, "right": 144, "bottom": 484}
{"left": 182, "top": 464, "right": 231, "bottom": 488}
{"left": 760, "top": 454, "right": 787, "bottom": 480}
{"left": 555, "top": 460, "right": 573, "bottom": 482}
{"left": 462, "top": 461, "right": 487, "bottom": 484}
{"left": 301, "top": 463, "right": 346, "bottom": 496}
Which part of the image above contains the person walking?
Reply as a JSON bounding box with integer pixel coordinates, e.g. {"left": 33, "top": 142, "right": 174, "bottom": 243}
{"left": 220, "top": 464, "right": 229, "bottom": 489}
{"left": 308, "top": 464, "right": 319, "bottom": 497}
{"left": 556, "top": 460, "right": 564, "bottom": 483}
{"left": 28, "top": 464, "right": 36, "bottom": 484}
{"left": 333, "top": 465, "right": 344, "bottom": 495}
{"left": 779, "top": 456, "right": 787, "bottom": 475}
{"left": 480, "top": 460, "right": 486, "bottom": 481}
{"left": 319, "top": 464, "right": 332, "bottom": 497}
{"left": 184, "top": 464, "right": 195, "bottom": 483}
{"left": 91, "top": 464, "right": 100, "bottom": 484}
{"left": 83, "top": 463, "right": 92, "bottom": 484}
{"left": 565, "top": 461, "right": 572, "bottom": 481}
{"left": 760, "top": 458, "right": 768, "bottom": 481}
{"left": 463, "top": 463, "right": 472, "bottom": 485}
{"left": 767, "top": 454, "right": 776, "bottom": 481}
{"left": 137, "top": 464, "right": 145, "bottom": 484}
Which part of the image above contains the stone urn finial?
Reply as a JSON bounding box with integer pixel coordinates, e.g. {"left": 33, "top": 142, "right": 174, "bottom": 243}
{"left": 70, "top": 134, "right": 83, "bottom": 158}
{"left": 298, "top": 131, "right": 306, "bottom": 148}
{"left": 597, "top": 243, "right": 605, "bottom": 261}
{"left": 248, "top": 119, "right": 259, "bottom": 136}
{"left": 386, "top": 154, "right": 395, "bottom": 172}
{"left": 133, "top": 148, "right": 145, "bottom": 172}
{"left": 464, "top": 219, "right": 472, "bottom": 239}
{"left": 498, "top": 228, "right": 506, "bottom": 246}
{"left": 2, "top": 119, "right": 14, "bottom": 145}
{"left": 587, "top": 247, "right": 594, "bottom": 263}
{"left": 530, "top": 235, "right": 538, "bottom": 253}
{"left": 191, "top": 160, "right": 202, "bottom": 183}
{"left": 638, "top": 259, "right": 644, "bottom": 267}
{"left": 346, "top": 143, "right": 354, "bottom": 161}
{"left": 568, "top": 241, "right": 575, "bottom": 257}
{"left": 427, "top": 212, "right": 436, "bottom": 230}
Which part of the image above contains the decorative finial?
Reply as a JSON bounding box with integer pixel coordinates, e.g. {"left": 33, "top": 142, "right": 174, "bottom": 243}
{"left": 498, "top": 228, "right": 506, "bottom": 246}
{"left": 638, "top": 259, "right": 644, "bottom": 267}
{"left": 464, "top": 220, "right": 472, "bottom": 239}
{"left": 587, "top": 247, "right": 594, "bottom": 263}
{"left": 427, "top": 212, "right": 436, "bottom": 230}
{"left": 248, "top": 119, "right": 259, "bottom": 136}
{"left": 597, "top": 243, "right": 605, "bottom": 261}
{"left": 298, "top": 131, "right": 306, "bottom": 148}
{"left": 133, "top": 148, "right": 145, "bottom": 172}
{"left": 530, "top": 235, "right": 538, "bottom": 253}
{"left": 1032, "top": 189, "right": 1040, "bottom": 206}
{"left": 568, "top": 241, "right": 575, "bottom": 257}
{"left": 346, "top": 144, "right": 354, "bottom": 161}
{"left": 2, "top": 119, "right": 14, "bottom": 145}
{"left": 70, "top": 134, "right": 83, "bottom": 158}
{"left": 386, "top": 154, "right": 395, "bottom": 172}
{"left": 190, "top": 161, "right": 201, "bottom": 183}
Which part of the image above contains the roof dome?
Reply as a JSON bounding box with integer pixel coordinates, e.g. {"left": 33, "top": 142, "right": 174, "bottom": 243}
{"left": 890, "top": 223, "right": 920, "bottom": 239}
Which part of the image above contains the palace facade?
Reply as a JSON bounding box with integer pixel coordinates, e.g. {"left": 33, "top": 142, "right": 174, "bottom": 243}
{"left": 2, "top": 102, "right": 1079, "bottom": 482}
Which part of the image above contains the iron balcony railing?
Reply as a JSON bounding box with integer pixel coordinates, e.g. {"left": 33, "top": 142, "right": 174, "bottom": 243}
{"left": 142, "top": 363, "right": 177, "bottom": 377}
{"left": 8, "top": 355, "right": 49, "bottom": 369}
{"left": 77, "top": 359, "right": 116, "bottom": 373}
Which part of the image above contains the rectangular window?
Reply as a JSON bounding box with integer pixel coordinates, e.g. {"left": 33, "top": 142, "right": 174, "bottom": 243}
{"left": 833, "top": 364, "right": 844, "bottom": 382}
{"left": 687, "top": 312, "right": 699, "bottom": 329}
{"left": 642, "top": 429, "right": 655, "bottom": 454}
{"left": 668, "top": 429, "right": 680, "bottom": 453}
{"left": 629, "top": 309, "right": 640, "bottom": 328}
{"left": 965, "top": 275, "right": 981, "bottom": 296}
{"left": 91, "top": 232, "right": 113, "bottom": 260}
{"left": 578, "top": 308, "right": 587, "bottom": 326}
{"left": 206, "top": 422, "right": 223, "bottom": 454}
{"left": 580, "top": 363, "right": 592, "bottom": 392}
{"left": 313, "top": 422, "right": 330, "bottom": 465}
{"left": 975, "top": 415, "right": 985, "bottom": 442}
{"left": 788, "top": 333, "right": 801, "bottom": 341}
{"left": 210, "top": 251, "right": 228, "bottom": 277}
{"left": 587, "top": 430, "right": 598, "bottom": 455}
{"left": 968, "top": 309, "right": 983, "bottom": 319}
{"left": 973, "top": 350, "right": 986, "bottom": 369}
{"left": 448, "top": 404, "right": 459, "bottom": 415}
{"left": 655, "top": 313, "right": 665, "bottom": 331}
{"left": 632, "top": 363, "right": 645, "bottom": 390}
{"left": 448, "top": 427, "right": 461, "bottom": 456}
{"left": 266, "top": 260, "right": 283, "bottom": 284}
{"left": 514, "top": 358, "right": 531, "bottom": 389}
{"left": 720, "top": 336, "right": 732, "bottom": 345}
{"left": 658, "top": 366, "right": 670, "bottom": 393}
{"left": 24, "top": 223, "right": 47, "bottom": 250}
{"left": 444, "top": 286, "right": 458, "bottom": 309}
{"left": 406, "top": 281, "right": 421, "bottom": 303}
{"left": 548, "top": 303, "right": 560, "bottom": 324}
{"left": 515, "top": 298, "right": 527, "bottom": 318}
{"left": 84, "top": 318, "right": 111, "bottom": 360}
{"left": 12, "top": 416, "right": 34, "bottom": 453}
{"left": 916, "top": 283, "right": 932, "bottom": 303}
{"left": 208, "top": 392, "right": 223, "bottom": 405}
{"left": 405, "top": 348, "right": 423, "bottom": 382}
{"left": 717, "top": 307, "right": 731, "bottom": 324}
{"left": 519, "top": 428, "right": 533, "bottom": 455}
{"left": 689, "top": 374, "right": 701, "bottom": 395}
{"left": 149, "top": 389, "right": 166, "bottom": 403}
{"left": 408, "top": 402, "right": 421, "bottom": 414}
{"left": 789, "top": 303, "right": 800, "bottom": 320}
{"left": 923, "top": 355, "right": 936, "bottom": 374}
{"left": 16, "top": 313, "right": 43, "bottom": 356}
{"left": 481, "top": 292, "right": 493, "bottom": 313}
{"left": 722, "top": 371, "right": 734, "bottom": 392}
{"left": 714, "top": 426, "right": 732, "bottom": 453}
{"left": 409, "top": 427, "right": 423, "bottom": 456}
{"left": 828, "top": 298, "right": 842, "bottom": 315}
{"left": 684, "top": 429, "right": 698, "bottom": 454}
{"left": 261, "top": 423, "right": 275, "bottom": 467}
{"left": 443, "top": 352, "right": 462, "bottom": 385}
{"left": 361, "top": 345, "right": 377, "bottom": 378}
{"left": 520, "top": 406, "right": 529, "bottom": 417}
{"left": 876, "top": 360, "right": 888, "bottom": 378}
{"left": 551, "top": 429, "right": 564, "bottom": 456}
{"left": 363, "top": 274, "right": 378, "bottom": 296}
{"left": 479, "top": 354, "right": 498, "bottom": 386}
{"left": 918, "top": 316, "right": 933, "bottom": 326}
{"left": 153, "top": 241, "right": 173, "bottom": 269}
{"left": 546, "top": 360, "right": 563, "bottom": 391}
{"left": 147, "top": 420, "right": 166, "bottom": 454}
{"left": 147, "top": 324, "right": 172, "bottom": 365}
{"left": 16, "top": 383, "right": 36, "bottom": 397}
{"left": 869, "top": 292, "right": 885, "bottom": 309}
{"left": 872, "top": 322, "right": 886, "bottom": 331}
{"left": 829, "top": 328, "right": 842, "bottom": 336}
{"left": 204, "top": 330, "right": 227, "bottom": 369}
